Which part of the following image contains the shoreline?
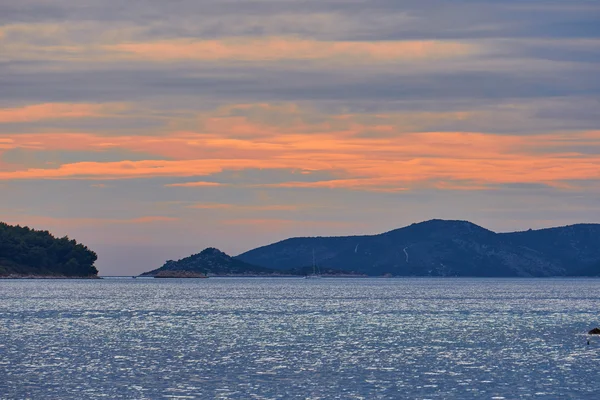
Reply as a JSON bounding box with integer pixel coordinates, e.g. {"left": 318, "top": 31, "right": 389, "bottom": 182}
{"left": 7, "top": 275, "right": 598, "bottom": 280}
{"left": 0, "top": 275, "right": 101, "bottom": 279}
{"left": 139, "top": 273, "right": 369, "bottom": 278}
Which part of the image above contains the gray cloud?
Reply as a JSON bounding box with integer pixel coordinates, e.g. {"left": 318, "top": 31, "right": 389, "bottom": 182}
{"left": 2, "top": 61, "right": 597, "bottom": 102}
{"left": 1, "top": 148, "right": 169, "bottom": 168}
{"left": 0, "top": 117, "right": 166, "bottom": 135}
{"left": 1, "top": 62, "right": 598, "bottom": 135}
{"left": 2, "top": 0, "right": 600, "bottom": 274}
{"left": 2, "top": 0, "right": 599, "bottom": 40}
{"left": 2, "top": 0, "right": 598, "bottom": 117}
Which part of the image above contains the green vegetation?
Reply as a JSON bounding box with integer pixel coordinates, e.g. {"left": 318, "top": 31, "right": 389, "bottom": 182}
{"left": 141, "top": 247, "right": 276, "bottom": 276}
{"left": 236, "top": 220, "right": 600, "bottom": 277}
{"left": 0, "top": 222, "right": 98, "bottom": 277}
{"left": 141, "top": 247, "right": 364, "bottom": 277}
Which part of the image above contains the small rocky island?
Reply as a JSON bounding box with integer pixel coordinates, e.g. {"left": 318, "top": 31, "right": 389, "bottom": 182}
{"left": 140, "top": 247, "right": 282, "bottom": 277}
{"left": 0, "top": 222, "right": 99, "bottom": 278}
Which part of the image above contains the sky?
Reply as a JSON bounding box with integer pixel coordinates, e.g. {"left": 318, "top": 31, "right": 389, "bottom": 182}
{"left": 1, "top": 0, "right": 599, "bottom": 275}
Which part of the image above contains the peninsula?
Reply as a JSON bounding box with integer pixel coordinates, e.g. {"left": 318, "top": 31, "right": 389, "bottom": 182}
{"left": 0, "top": 222, "right": 99, "bottom": 278}
{"left": 140, "top": 247, "right": 283, "bottom": 277}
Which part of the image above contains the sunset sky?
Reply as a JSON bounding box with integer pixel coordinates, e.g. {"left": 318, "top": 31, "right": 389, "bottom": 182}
{"left": 1, "top": 0, "right": 599, "bottom": 275}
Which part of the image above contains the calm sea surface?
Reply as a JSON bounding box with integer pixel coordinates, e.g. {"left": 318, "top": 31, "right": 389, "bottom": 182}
{"left": 2, "top": 278, "right": 600, "bottom": 399}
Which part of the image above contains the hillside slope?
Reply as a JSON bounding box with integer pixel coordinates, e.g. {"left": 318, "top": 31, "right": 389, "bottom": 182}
{"left": 140, "top": 247, "right": 281, "bottom": 276}
{"left": 0, "top": 222, "right": 98, "bottom": 277}
{"left": 236, "top": 220, "right": 600, "bottom": 277}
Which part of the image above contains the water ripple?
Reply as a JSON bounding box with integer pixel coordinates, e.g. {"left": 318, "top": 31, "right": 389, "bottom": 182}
{"left": 1, "top": 278, "right": 600, "bottom": 399}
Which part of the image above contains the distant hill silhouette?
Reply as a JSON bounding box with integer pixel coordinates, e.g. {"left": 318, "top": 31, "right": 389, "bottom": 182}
{"left": 568, "top": 260, "right": 600, "bottom": 277}
{"left": 140, "top": 247, "right": 365, "bottom": 277}
{"left": 0, "top": 222, "right": 98, "bottom": 277}
{"left": 140, "top": 247, "right": 280, "bottom": 276}
{"left": 236, "top": 219, "right": 600, "bottom": 277}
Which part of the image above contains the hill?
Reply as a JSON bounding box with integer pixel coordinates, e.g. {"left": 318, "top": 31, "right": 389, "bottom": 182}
{"left": 501, "top": 224, "right": 600, "bottom": 272}
{"left": 0, "top": 222, "right": 98, "bottom": 277}
{"left": 568, "top": 260, "right": 600, "bottom": 277}
{"left": 140, "top": 247, "right": 285, "bottom": 277}
{"left": 235, "top": 219, "right": 600, "bottom": 277}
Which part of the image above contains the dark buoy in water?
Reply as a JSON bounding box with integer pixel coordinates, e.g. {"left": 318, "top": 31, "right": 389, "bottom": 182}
{"left": 587, "top": 327, "right": 600, "bottom": 345}
{"left": 588, "top": 327, "right": 600, "bottom": 335}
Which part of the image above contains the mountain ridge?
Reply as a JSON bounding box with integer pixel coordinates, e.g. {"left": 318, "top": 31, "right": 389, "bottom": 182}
{"left": 140, "top": 247, "right": 367, "bottom": 277}
{"left": 235, "top": 219, "right": 600, "bottom": 277}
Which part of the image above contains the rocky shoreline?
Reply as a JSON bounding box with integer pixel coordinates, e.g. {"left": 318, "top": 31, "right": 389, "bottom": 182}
{"left": 0, "top": 274, "right": 101, "bottom": 279}
{"left": 153, "top": 270, "right": 208, "bottom": 278}
{"left": 141, "top": 273, "right": 368, "bottom": 278}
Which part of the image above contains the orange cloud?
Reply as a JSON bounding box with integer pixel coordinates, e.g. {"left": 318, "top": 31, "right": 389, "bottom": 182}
{"left": 2, "top": 143, "right": 597, "bottom": 188}
{"left": 432, "top": 181, "right": 493, "bottom": 191}
{"left": 253, "top": 179, "right": 408, "bottom": 193}
{"left": 1, "top": 129, "right": 599, "bottom": 188}
{"left": 108, "top": 37, "right": 475, "bottom": 63}
{"left": 165, "top": 181, "right": 224, "bottom": 187}
{"left": 0, "top": 158, "right": 293, "bottom": 180}
{"left": 0, "top": 103, "right": 128, "bottom": 123}
{"left": 1, "top": 133, "right": 137, "bottom": 151}
{"left": 0, "top": 138, "right": 15, "bottom": 150}
{"left": 1, "top": 103, "right": 599, "bottom": 191}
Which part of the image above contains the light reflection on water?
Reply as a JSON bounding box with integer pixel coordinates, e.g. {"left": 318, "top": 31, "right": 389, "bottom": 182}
{"left": 1, "top": 278, "right": 600, "bottom": 399}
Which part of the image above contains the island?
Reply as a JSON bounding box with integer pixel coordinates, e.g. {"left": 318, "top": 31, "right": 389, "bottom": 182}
{"left": 0, "top": 222, "right": 99, "bottom": 278}
{"left": 140, "top": 219, "right": 600, "bottom": 278}
{"left": 140, "top": 247, "right": 364, "bottom": 277}
{"left": 235, "top": 219, "right": 600, "bottom": 277}
{"left": 569, "top": 260, "right": 600, "bottom": 277}
{"left": 140, "top": 247, "right": 287, "bottom": 277}
{"left": 154, "top": 270, "right": 209, "bottom": 278}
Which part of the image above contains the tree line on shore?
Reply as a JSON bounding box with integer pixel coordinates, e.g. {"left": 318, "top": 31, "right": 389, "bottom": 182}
{"left": 0, "top": 222, "right": 98, "bottom": 277}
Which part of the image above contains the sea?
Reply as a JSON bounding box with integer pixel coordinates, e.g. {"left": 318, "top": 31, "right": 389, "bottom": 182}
{"left": 2, "top": 278, "right": 600, "bottom": 399}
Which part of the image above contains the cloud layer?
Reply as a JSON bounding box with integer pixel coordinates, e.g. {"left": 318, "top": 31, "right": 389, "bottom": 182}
{"left": 1, "top": 0, "right": 599, "bottom": 274}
